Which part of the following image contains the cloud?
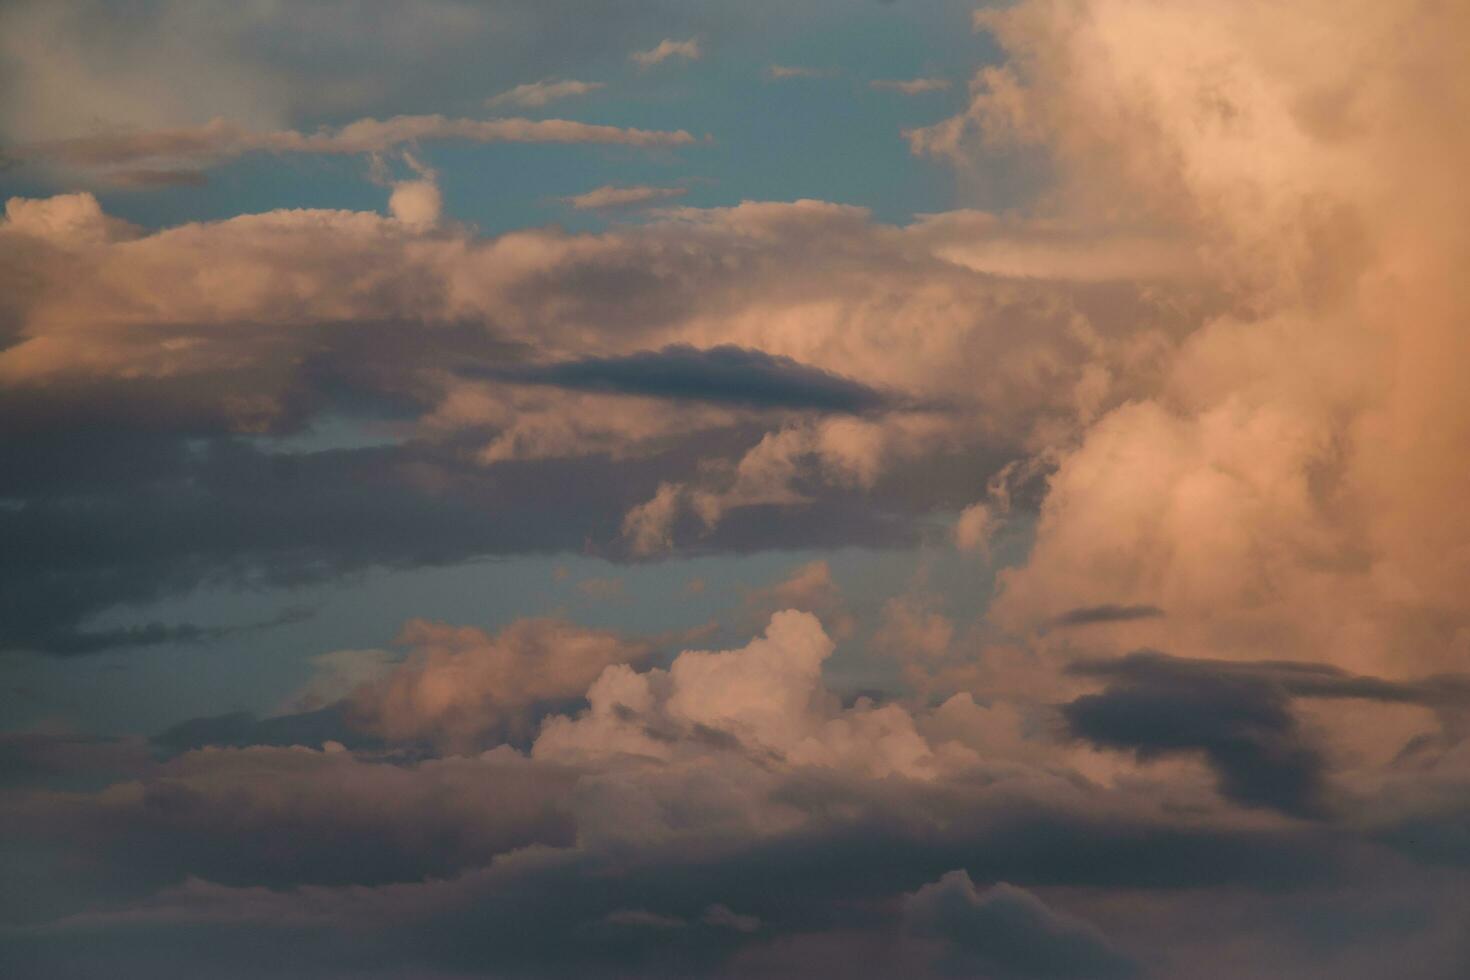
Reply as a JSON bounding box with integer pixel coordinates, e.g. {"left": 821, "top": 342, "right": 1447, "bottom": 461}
{"left": 1062, "top": 651, "right": 1470, "bottom": 817}
{"left": 871, "top": 78, "right": 950, "bottom": 95}
{"left": 386, "top": 177, "right": 442, "bottom": 227}
{"left": 0, "top": 0, "right": 725, "bottom": 145}
{"left": 3, "top": 191, "right": 138, "bottom": 244}
{"left": 927, "top": 0, "right": 1470, "bottom": 679}
{"left": 874, "top": 594, "right": 954, "bottom": 661}
{"left": 767, "top": 65, "right": 834, "bottom": 80}
{"left": 604, "top": 908, "right": 686, "bottom": 929}
{"left": 630, "top": 38, "right": 701, "bottom": 68}
{"left": 485, "top": 78, "right": 605, "bottom": 109}
{"left": 7, "top": 2, "right": 1470, "bottom": 976}
{"left": 5, "top": 744, "right": 578, "bottom": 892}
{"left": 701, "top": 903, "right": 760, "bottom": 933}
{"left": 12, "top": 114, "right": 696, "bottom": 176}
{"left": 152, "top": 705, "right": 374, "bottom": 754}
{"left": 534, "top": 611, "right": 939, "bottom": 780}
{"left": 346, "top": 617, "right": 653, "bottom": 751}
{"left": 477, "top": 345, "right": 892, "bottom": 412}
{"left": 0, "top": 731, "right": 151, "bottom": 789}
{"left": 18, "top": 608, "right": 1454, "bottom": 976}
{"left": 17, "top": 606, "right": 313, "bottom": 659}
{"left": 1049, "top": 604, "right": 1165, "bottom": 628}
{"left": 621, "top": 482, "right": 684, "bottom": 558}
{"left": 0, "top": 188, "right": 1210, "bottom": 650}
{"left": 904, "top": 870, "right": 1139, "bottom": 978}
{"left": 1063, "top": 653, "right": 1330, "bottom": 818}
{"left": 561, "top": 184, "right": 689, "bottom": 210}
{"left": 954, "top": 500, "right": 996, "bottom": 552}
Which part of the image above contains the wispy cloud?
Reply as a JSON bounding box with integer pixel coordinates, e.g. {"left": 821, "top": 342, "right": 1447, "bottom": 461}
{"left": 871, "top": 77, "right": 951, "bottom": 95}
{"left": 15, "top": 114, "right": 697, "bottom": 174}
{"left": 561, "top": 184, "right": 688, "bottom": 210}
{"left": 485, "top": 79, "right": 605, "bottom": 109}
{"left": 766, "top": 65, "right": 835, "bottom": 80}
{"left": 630, "top": 38, "right": 701, "bottom": 67}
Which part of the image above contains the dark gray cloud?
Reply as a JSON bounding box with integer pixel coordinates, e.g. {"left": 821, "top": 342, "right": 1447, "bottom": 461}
{"left": 3, "top": 746, "right": 579, "bottom": 897}
{"left": 0, "top": 731, "right": 151, "bottom": 789}
{"left": 1063, "top": 654, "right": 1328, "bottom": 817}
{"left": 1048, "top": 604, "right": 1164, "bottom": 628}
{"left": 1063, "top": 653, "right": 1470, "bottom": 818}
{"left": 0, "top": 416, "right": 932, "bottom": 656}
{"left": 471, "top": 344, "right": 894, "bottom": 413}
{"left": 25, "top": 606, "right": 315, "bottom": 657}
{"left": 904, "top": 871, "right": 1138, "bottom": 978}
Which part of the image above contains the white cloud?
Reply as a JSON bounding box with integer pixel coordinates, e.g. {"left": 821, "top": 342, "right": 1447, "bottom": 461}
{"left": 485, "top": 79, "right": 604, "bottom": 109}
{"left": 534, "top": 611, "right": 940, "bottom": 781}
{"left": 870, "top": 77, "right": 950, "bottom": 95}
{"left": 630, "top": 38, "right": 701, "bottom": 68}
{"left": 767, "top": 65, "right": 833, "bottom": 80}
{"left": 348, "top": 617, "right": 651, "bottom": 750}
{"left": 387, "top": 178, "right": 442, "bottom": 228}
{"left": 561, "top": 184, "right": 688, "bottom": 211}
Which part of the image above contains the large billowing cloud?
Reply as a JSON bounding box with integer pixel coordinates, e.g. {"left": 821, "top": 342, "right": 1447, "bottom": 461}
{"left": 5, "top": 1, "right": 1470, "bottom": 977}
{"left": 906, "top": 0, "right": 1470, "bottom": 678}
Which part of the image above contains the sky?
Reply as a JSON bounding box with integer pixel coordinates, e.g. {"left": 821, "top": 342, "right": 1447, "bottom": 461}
{"left": 1, "top": 1, "right": 1469, "bottom": 977}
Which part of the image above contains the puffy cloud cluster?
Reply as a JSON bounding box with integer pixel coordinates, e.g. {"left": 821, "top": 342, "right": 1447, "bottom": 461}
{"left": 535, "top": 611, "right": 940, "bottom": 780}
{"left": 348, "top": 617, "right": 652, "bottom": 750}
{"left": 6, "top": 612, "right": 1467, "bottom": 977}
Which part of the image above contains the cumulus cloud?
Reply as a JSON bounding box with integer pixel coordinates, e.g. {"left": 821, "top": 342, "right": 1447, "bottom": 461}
{"left": 11, "top": 614, "right": 1467, "bottom": 976}
{"left": 347, "top": 617, "right": 652, "bottom": 750}
{"left": 630, "top": 38, "right": 701, "bottom": 68}
{"left": 954, "top": 500, "right": 996, "bottom": 552}
{"left": 8, "top": 1, "right": 1470, "bottom": 976}
{"left": 874, "top": 593, "right": 954, "bottom": 662}
{"left": 486, "top": 78, "right": 605, "bottom": 109}
{"left": 534, "top": 611, "right": 939, "bottom": 780}
{"left": 386, "top": 177, "right": 442, "bottom": 228}
{"left": 919, "top": 0, "right": 1470, "bottom": 680}
{"left": 904, "top": 870, "right": 1138, "bottom": 978}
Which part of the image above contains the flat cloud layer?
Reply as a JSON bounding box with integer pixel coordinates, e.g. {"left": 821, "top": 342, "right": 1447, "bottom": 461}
{"left": 3, "top": 0, "right": 1470, "bottom": 977}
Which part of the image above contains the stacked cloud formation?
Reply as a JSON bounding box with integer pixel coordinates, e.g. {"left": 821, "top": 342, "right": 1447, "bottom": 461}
{"left": 2, "top": 1, "right": 1469, "bottom": 977}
